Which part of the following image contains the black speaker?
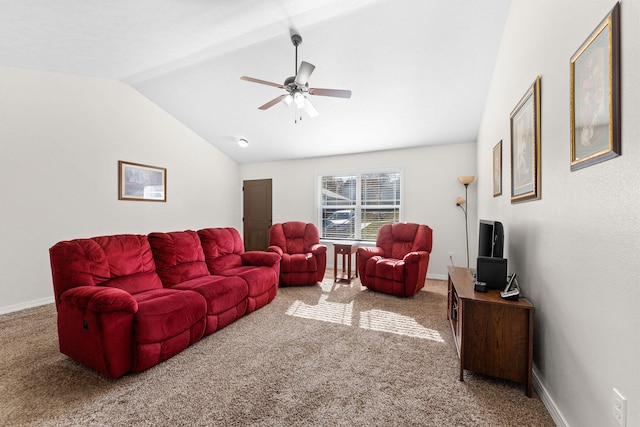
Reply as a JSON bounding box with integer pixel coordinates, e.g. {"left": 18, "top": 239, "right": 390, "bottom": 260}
{"left": 476, "top": 257, "right": 507, "bottom": 290}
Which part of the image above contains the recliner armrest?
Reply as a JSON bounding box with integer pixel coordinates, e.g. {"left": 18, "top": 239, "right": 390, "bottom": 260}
{"left": 241, "top": 251, "right": 281, "bottom": 267}
{"left": 357, "top": 246, "right": 384, "bottom": 260}
{"left": 267, "top": 245, "right": 284, "bottom": 257}
{"left": 59, "top": 286, "right": 138, "bottom": 313}
{"left": 403, "top": 251, "right": 430, "bottom": 265}
{"left": 310, "top": 244, "right": 327, "bottom": 254}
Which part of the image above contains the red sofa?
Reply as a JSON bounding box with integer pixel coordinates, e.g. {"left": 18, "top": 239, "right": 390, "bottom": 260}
{"left": 49, "top": 228, "right": 280, "bottom": 378}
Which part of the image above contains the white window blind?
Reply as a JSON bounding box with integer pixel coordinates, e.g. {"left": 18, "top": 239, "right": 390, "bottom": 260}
{"left": 318, "top": 169, "right": 401, "bottom": 241}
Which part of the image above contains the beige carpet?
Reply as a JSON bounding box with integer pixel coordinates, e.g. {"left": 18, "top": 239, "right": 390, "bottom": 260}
{"left": 0, "top": 278, "right": 555, "bottom": 426}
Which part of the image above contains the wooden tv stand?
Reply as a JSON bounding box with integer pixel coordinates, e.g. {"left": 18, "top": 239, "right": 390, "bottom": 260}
{"left": 447, "top": 266, "right": 534, "bottom": 396}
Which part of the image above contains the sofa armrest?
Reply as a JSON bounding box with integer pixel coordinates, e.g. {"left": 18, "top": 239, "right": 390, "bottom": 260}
{"left": 241, "top": 251, "right": 281, "bottom": 267}
{"left": 59, "top": 286, "right": 138, "bottom": 313}
{"left": 266, "top": 245, "right": 284, "bottom": 257}
{"left": 310, "top": 244, "right": 327, "bottom": 255}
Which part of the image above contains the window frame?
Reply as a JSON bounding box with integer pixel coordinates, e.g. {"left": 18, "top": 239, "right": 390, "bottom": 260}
{"left": 315, "top": 167, "right": 403, "bottom": 242}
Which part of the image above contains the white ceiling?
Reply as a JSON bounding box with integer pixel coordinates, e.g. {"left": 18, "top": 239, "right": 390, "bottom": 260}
{"left": 0, "top": 0, "right": 511, "bottom": 164}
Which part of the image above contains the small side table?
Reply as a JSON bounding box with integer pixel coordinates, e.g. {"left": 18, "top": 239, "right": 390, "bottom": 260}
{"left": 334, "top": 242, "right": 358, "bottom": 283}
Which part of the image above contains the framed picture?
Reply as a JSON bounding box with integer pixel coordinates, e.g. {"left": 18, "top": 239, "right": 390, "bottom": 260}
{"left": 118, "top": 161, "right": 166, "bottom": 202}
{"left": 570, "top": 2, "right": 620, "bottom": 171}
{"left": 510, "top": 76, "right": 541, "bottom": 204}
{"left": 493, "top": 141, "right": 502, "bottom": 197}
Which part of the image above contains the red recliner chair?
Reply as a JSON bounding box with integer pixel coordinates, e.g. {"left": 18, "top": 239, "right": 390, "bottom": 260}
{"left": 268, "top": 222, "right": 327, "bottom": 286}
{"left": 357, "top": 222, "right": 433, "bottom": 297}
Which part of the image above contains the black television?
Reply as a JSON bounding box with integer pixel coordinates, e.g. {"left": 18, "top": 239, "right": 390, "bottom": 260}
{"left": 478, "top": 219, "right": 504, "bottom": 258}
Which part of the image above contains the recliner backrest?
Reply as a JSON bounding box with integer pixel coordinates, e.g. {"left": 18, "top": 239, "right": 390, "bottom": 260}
{"left": 270, "top": 222, "right": 320, "bottom": 254}
{"left": 49, "top": 234, "right": 163, "bottom": 304}
{"left": 376, "top": 223, "right": 433, "bottom": 260}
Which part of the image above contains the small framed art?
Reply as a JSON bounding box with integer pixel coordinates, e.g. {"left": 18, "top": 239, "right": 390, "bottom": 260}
{"left": 510, "top": 76, "right": 541, "bottom": 204}
{"left": 118, "top": 161, "right": 166, "bottom": 202}
{"left": 570, "top": 2, "right": 621, "bottom": 171}
{"left": 493, "top": 141, "right": 502, "bottom": 197}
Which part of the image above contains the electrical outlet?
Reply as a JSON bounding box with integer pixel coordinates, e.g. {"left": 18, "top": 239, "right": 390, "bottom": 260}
{"left": 613, "top": 388, "right": 627, "bottom": 427}
{"left": 448, "top": 252, "right": 454, "bottom": 258}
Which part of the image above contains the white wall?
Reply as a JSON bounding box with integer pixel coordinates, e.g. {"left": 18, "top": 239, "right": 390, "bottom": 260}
{"left": 477, "top": 1, "right": 640, "bottom": 426}
{"left": 241, "top": 142, "right": 478, "bottom": 279}
{"left": 0, "top": 67, "right": 241, "bottom": 313}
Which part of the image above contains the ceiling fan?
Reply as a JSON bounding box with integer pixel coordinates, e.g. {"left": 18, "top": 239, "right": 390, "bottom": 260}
{"left": 240, "top": 33, "right": 352, "bottom": 121}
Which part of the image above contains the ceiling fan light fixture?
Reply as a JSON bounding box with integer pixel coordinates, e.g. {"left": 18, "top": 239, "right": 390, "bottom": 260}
{"left": 293, "top": 91, "right": 305, "bottom": 108}
{"left": 283, "top": 94, "right": 293, "bottom": 106}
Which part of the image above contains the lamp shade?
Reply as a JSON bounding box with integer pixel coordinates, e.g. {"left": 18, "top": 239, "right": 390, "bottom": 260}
{"left": 458, "top": 176, "right": 475, "bottom": 185}
{"left": 456, "top": 196, "right": 466, "bottom": 206}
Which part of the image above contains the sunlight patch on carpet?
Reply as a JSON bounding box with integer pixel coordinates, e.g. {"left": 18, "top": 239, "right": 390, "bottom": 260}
{"left": 359, "top": 309, "right": 444, "bottom": 342}
{"left": 285, "top": 294, "right": 353, "bottom": 325}
{"left": 286, "top": 296, "right": 444, "bottom": 342}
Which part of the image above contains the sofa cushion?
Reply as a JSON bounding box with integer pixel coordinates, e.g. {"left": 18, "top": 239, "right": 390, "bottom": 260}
{"left": 171, "top": 275, "right": 248, "bottom": 316}
{"left": 148, "top": 230, "right": 211, "bottom": 287}
{"left": 171, "top": 275, "right": 249, "bottom": 335}
{"left": 280, "top": 253, "right": 317, "bottom": 274}
{"left": 132, "top": 288, "right": 206, "bottom": 372}
{"left": 197, "top": 227, "right": 245, "bottom": 273}
{"left": 217, "top": 266, "right": 278, "bottom": 298}
{"left": 133, "top": 288, "right": 206, "bottom": 344}
{"left": 49, "top": 234, "right": 163, "bottom": 303}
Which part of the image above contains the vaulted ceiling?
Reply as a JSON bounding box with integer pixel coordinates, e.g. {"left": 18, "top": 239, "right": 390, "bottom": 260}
{"left": 0, "top": 0, "right": 511, "bottom": 163}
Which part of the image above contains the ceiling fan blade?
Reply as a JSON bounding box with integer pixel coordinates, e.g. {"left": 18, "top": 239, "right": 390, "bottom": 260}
{"left": 294, "top": 61, "right": 315, "bottom": 86}
{"left": 304, "top": 98, "right": 319, "bottom": 118}
{"left": 308, "top": 88, "right": 352, "bottom": 99}
{"left": 259, "top": 94, "right": 287, "bottom": 110}
{"left": 241, "top": 76, "right": 284, "bottom": 89}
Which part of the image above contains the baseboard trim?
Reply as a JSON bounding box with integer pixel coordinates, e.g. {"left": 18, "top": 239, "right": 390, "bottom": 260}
{"left": 427, "top": 273, "right": 448, "bottom": 281}
{"left": 0, "top": 296, "right": 55, "bottom": 315}
{"left": 532, "top": 364, "right": 568, "bottom": 427}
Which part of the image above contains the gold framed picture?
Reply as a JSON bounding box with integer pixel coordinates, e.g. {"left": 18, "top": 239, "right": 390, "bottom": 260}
{"left": 510, "top": 76, "right": 541, "bottom": 204}
{"left": 493, "top": 141, "right": 502, "bottom": 197}
{"left": 118, "top": 161, "right": 166, "bottom": 202}
{"left": 570, "top": 2, "right": 621, "bottom": 171}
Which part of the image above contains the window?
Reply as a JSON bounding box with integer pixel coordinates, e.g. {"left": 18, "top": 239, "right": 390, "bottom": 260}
{"left": 317, "top": 169, "right": 401, "bottom": 241}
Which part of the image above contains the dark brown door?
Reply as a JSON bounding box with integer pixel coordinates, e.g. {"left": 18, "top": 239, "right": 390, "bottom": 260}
{"left": 243, "top": 179, "right": 272, "bottom": 250}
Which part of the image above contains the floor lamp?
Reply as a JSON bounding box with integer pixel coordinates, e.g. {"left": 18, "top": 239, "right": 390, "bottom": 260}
{"left": 456, "top": 176, "right": 475, "bottom": 268}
